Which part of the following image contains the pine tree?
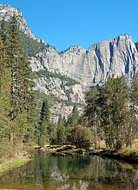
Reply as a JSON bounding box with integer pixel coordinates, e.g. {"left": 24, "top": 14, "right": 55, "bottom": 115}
{"left": 85, "top": 76, "right": 131, "bottom": 150}
{"left": 84, "top": 88, "right": 100, "bottom": 148}
{"left": 99, "top": 76, "right": 130, "bottom": 149}
{"left": 56, "top": 115, "right": 66, "bottom": 144}
{"left": 131, "top": 74, "right": 138, "bottom": 106}
{"left": 0, "top": 17, "right": 7, "bottom": 44}
{"left": 128, "top": 74, "right": 138, "bottom": 145}
{"left": 36, "top": 97, "right": 50, "bottom": 145}
{"left": 67, "top": 105, "right": 79, "bottom": 127}
{"left": 7, "top": 15, "right": 35, "bottom": 144}
{"left": 85, "top": 88, "right": 98, "bottom": 127}
{"left": 0, "top": 38, "right": 11, "bottom": 142}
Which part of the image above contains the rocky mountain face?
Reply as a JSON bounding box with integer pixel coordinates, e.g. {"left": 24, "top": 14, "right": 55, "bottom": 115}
{"left": 1, "top": 4, "right": 138, "bottom": 121}
{"left": 0, "top": 4, "right": 37, "bottom": 40}
{"left": 30, "top": 34, "right": 138, "bottom": 89}
{"left": 135, "top": 42, "right": 138, "bottom": 51}
{"left": 30, "top": 34, "right": 138, "bottom": 122}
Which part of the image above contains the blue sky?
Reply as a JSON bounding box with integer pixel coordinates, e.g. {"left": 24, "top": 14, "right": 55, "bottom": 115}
{"left": 0, "top": 0, "right": 138, "bottom": 51}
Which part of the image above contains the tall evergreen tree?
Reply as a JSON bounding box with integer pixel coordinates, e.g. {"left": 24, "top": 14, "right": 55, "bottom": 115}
{"left": 128, "top": 74, "right": 138, "bottom": 145}
{"left": 7, "top": 15, "right": 35, "bottom": 144}
{"left": 0, "top": 38, "right": 11, "bottom": 141}
{"left": 131, "top": 74, "right": 138, "bottom": 106}
{"left": 36, "top": 97, "right": 50, "bottom": 145}
{"left": 67, "top": 105, "right": 79, "bottom": 127}
{"left": 56, "top": 115, "right": 66, "bottom": 144}
{"left": 0, "top": 17, "right": 7, "bottom": 44}
{"left": 84, "top": 88, "right": 100, "bottom": 148}
{"left": 101, "top": 76, "right": 129, "bottom": 150}
{"left": 85, "top": 76, "right": 131, "bottom": 150}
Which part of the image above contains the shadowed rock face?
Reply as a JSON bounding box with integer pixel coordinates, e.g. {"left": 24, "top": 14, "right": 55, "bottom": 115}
{"left": 135, "top": 42, "right": 138, "bottom": 51}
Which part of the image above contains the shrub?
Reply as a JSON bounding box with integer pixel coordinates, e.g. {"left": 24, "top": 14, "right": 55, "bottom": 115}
{"left": 68, "top": 125, "right": 92, "bottom": 149}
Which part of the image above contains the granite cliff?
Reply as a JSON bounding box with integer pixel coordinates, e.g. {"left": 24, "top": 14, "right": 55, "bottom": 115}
{"left": 1, "top": 4, "right": 138, "bottom": 121}
{"left": 30, "top": 34, "right": 138, "bottom": 89}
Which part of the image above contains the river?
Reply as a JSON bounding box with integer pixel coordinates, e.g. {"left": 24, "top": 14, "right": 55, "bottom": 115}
{"left": 0, "top": 151, "right": 138, "bottom": 190}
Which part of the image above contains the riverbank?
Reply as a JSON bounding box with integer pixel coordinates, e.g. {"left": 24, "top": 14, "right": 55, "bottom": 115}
{"left": 90, "top": 147, "right": 138, "bottom": 163}
{"left": 0, "top": 157, "right": 31, "bottom": 177}
{"left": 40, "top": 145, "right": 88, "bottom": 156}
{"left": 40, "top": 144, "right": 138, "bottom": 163}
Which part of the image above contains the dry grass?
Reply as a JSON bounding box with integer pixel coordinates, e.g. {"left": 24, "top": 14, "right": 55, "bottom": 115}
{"left": 0, "top": 157, "right": 30, "bottom": 177}
{"left": 99, "top": 140, "right": 106, "bottom": 149}
{"left": 118, "top": 139, "right": 138, "bottom": 156}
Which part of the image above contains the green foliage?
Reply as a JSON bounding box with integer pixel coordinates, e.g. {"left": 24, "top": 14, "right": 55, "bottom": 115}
{"left": 0, "top": 157, "right": 30, "bottom": 176}
{"left": 36, "top": 70, "right": 79, "bottom": 86}
{"left": 6, "top": 15, "right": 36, "bottom": 144}
{"left": 2, "top": 15, "right": 138, "bottom": 155}
{"left": 67, "top": 105, "right": 80, "bottom": 127}
{"left": 47, "top": 123, "right": 58, "bottom": 145}
{"left": 0, "top": 37, "right": 11, "bottom": 142}
{"left": 131, "top": 74, "right": 138, "bottom": 106}
{"left": 19, "top": 31, "right": 48, "bottom": 56}
{"left": 84, "top": 88, "right": 98, "bottom": 127}
{"left": 0, "top": 19, "right": 48, "bottom": 57}
{"left": 0, "top": 15, "right": 38, "bottom": 156}
{"left": 129, "top": 74, "right": 138, "bottom": 139}
{"left": 67, "top": 125, "right": 92, "bottom": 149}
{"left": 56, "top": 116, "right": 67, "bottom": 145}
{"left": 84, "top": 76, "right": 138, "bottom": 150}
{"left": 40, "top": 97, "right": 50, "bottom": 125}
{"left": 36, "top": 97, "right": 50, "bottom": 146}
{"left": 0, "top": 18, "right": 7, "bottom": 43}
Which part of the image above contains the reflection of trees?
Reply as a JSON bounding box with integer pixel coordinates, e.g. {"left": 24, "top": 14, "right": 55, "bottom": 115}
{"left": 1, "top": 153, "right": 138, "bottom": 190}
{"left": 57, "top": 180, "right": 89, "bottom": 190}
{"left": 97, "top": 159, "right": 138, "bottom": 190}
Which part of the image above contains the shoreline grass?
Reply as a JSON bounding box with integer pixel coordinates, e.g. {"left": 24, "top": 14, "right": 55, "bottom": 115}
{"left": 0, "top": 157, "right": 31, "bottom": 177}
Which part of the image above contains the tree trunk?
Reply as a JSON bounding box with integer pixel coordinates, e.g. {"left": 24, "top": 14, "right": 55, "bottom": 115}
{"left": 10, "top": 132, "right": 14, "bottom": 145}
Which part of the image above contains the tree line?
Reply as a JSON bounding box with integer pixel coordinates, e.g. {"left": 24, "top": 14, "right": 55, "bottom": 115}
{"left": 84, "top": 75, "right": 138, "bottom": 150}
{"left": 1, "top": 14, "right": 138, "bottom": 159}
{"left": 0, "top": 15, "right": 90, "bottom": 158}
{"left": 0, "top": 15, "right": 38, "bottom": 157}
{"left": 44, "top": 75, "right": 138, "bottom": 152}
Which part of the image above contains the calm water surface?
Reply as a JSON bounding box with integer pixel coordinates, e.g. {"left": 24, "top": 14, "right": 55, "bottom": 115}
{"left": 0, "top": 151, "right": 138, "bottom": 190}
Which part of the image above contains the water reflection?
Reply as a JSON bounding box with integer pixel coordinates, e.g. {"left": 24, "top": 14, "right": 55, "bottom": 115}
{"left": 0, "top": 151, "right": 138, "bottom": 190}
